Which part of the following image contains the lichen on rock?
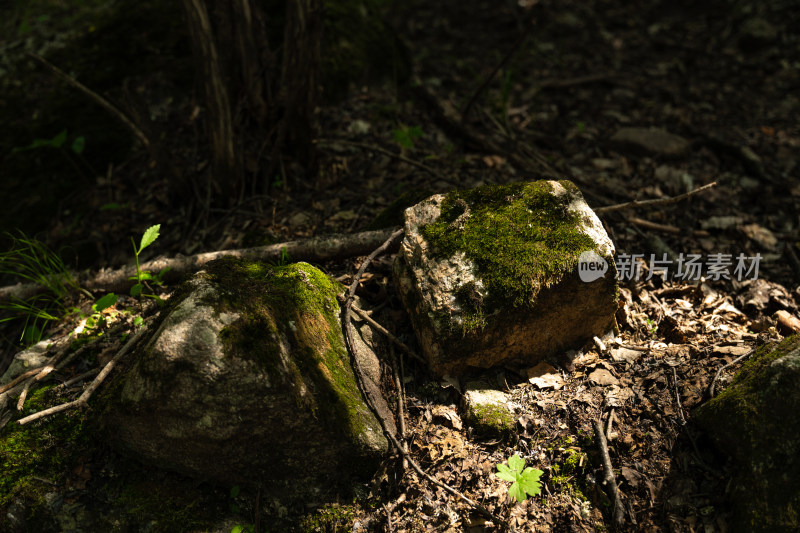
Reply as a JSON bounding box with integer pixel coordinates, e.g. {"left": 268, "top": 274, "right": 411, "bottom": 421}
{"left": 394, "top": 179, "right": 618, "bottom": 377}
{"left": 98, "top": 258, "right": 387, "bottom": 502}
{"left": 694, "top": 334, "right": 800, "bottom": 533}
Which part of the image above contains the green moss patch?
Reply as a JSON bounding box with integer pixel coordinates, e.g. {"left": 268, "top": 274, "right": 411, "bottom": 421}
{"left": 420, "top": 180, "right": 597, "bottom": 314}
{"left": 694, "top": 334, "right": 800, "bottom": 532}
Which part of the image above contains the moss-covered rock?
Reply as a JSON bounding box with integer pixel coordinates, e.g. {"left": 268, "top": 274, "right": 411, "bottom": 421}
{"left": 462, "top": 384, "right": 515, "bottom": 438}
{"left": 98, "top": 258, "right": 387, "bottom": 503}
{"left": 694, "top": 334, "right": 800, "bottom": 533}
{"left": 394, "top": 180, "right": 618, "bottom": 377}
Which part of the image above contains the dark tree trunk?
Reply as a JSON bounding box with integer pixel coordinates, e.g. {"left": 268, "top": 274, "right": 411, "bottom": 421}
{"left": 180, "top": 0, "right": 320, "bottom": 205}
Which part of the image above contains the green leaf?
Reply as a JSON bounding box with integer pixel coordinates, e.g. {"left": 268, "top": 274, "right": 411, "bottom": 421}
{"left": 139, "top": 224, "right": 161, "bottom": 251}
{"left": 231, "top": 527, "right": 243, "bottom": 533}
{"left": 71, "top": 136, "right": 86, "bottom": 154}
{"left": 133, "top": 316, "right": 143, "bottom": 327}
{"left": 496, "top": 454, "right": 543, "bottom": 503}
{"left": 230, "top": 485, "right": 240, "bottom": 498}
{"left": 508, "top": 481, "right": 526, "bottom": 503}
{"left": 508, "top": 454, "right": 525, "bottom": 473}
{"left": 92, "top": 293, "right": 117, "bottom": 313}
{"left": 495, "top": 463, "right": 517, "bottom": 482}
{"left": 518, "top": 467, "right": 543, "bottom": 498}
{"left": 130, "top": 283, "right": 143, "bottom": 297}
{"left": 51, "top": 129, "right": 68, "bottom": 148}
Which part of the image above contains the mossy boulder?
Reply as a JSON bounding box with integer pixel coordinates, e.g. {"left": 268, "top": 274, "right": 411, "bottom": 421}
{"left": 98, "top": 258, "right": 387, "bottom": 502}
{"left": 694, "top": 334, "right": 800, "bottom": 533}
{"left": 394, "top": 180, "right": 618, "bottom": 377}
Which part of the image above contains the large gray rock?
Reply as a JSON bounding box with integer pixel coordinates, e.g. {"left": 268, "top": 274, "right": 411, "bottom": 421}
{"left": 98, "top": 258, "right": 387, "bottom": 501}
{"left": 394, "top": 180, "right": 618, "bottom": 377}
{"left": 694, "top": 335, "right": 800, "bottom": 533}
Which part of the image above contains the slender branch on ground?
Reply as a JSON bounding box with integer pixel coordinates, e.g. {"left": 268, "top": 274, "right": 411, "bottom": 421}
{"left": 460, "top": 12, "right": 537, "bottom": 121}
{"left": 383, "top": 429, "right": 506, "bottom": 527}
{"left": 592, "top": 418, "right": 625, "bottom": 530}
{"left": 594, "top": 182, "right": 717, "bottom": 214}
{"left": 17, "top": 327, "right": 147, "bottom": 425}
{"left": 339, "top": 229, "right": 506, "bottom": 526}
{"left": 389, "top": 344, "right": 408, "bottom": 470}
{"left": 26, "top": 52, "right": 151, "bottom": 148}
{"left": 709, "top": 348, "right": 754, "bottom": 398}
{"left": 0, "top": 228, "right": 402, "bottom": 303}
{"left": 16, "top": 378, "right": 34, "bottom": 411}
{"left": 351, "top": 304, "right": 426, "bottom": 365}
{"left": 56, "top": 368, "right": 100, "bottom": 389}
{"left": 316, "top": 139, "right": 460, "bottom": 186}
{"left": 0, "top": 367, "right": 42, "bottom": 395}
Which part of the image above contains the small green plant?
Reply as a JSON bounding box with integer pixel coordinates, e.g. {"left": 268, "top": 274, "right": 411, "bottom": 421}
{"left": 0, "top": 231, "right": 83, "bottom": 344}
{"left": 645, "top": 317, "right": 657, "bottom": 338}
{"left": 129, "top": 224, "right": 168, "bottom": 299}
{"left": 496, "top": 454, "right": 543, "bottom": 503}
{"left": 392, "top": 124, "right": 423, "bottom": 149}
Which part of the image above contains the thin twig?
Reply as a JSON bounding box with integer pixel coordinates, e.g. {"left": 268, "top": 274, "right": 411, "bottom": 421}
{"left": 338, "top": 229, "right": 506, "bottom": 526}
{"left": 594, "top": 182, "right": 717, "bottom": 214}
{"left": 56, "top": 368, "right": 100, "bottom": 389}
{"left": 26, "top": 52, "right": 150, "bottom": 148}
{"left": 351, "top": 304, "right": 426, "bottom": 365}
{"left": 390, "top": 344, "right": 408, "bottom": 470}
{"left": 709, "top": 349, "right": 754, "bottom": 398}
{"left": 18, "top": 327, "right": 147, "bottom": 425}
{"left": 671, "top": 367, "right": 686, "bottom": 425}
{"left": 592, "top": 418, "right": 625, "bottom": 530}
{"left": 316, "top": 139, "right": 460, "bottom": 186}
{"left": 461, "top": 12, "right": 537, "bottom": 121}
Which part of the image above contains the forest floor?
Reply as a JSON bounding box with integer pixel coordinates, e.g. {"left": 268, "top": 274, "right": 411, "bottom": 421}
{"left": 1, "top": 0, "right": 799, "bottom": 531}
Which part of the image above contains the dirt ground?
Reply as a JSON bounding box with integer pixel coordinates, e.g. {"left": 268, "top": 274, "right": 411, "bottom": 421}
{"left": 1, "top": 0, "right": 799, "bottom": 531}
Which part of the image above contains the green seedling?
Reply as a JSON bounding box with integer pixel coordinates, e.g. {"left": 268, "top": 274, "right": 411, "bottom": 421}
{"left": 496, "top": 454, "right": 543, "bottom": 503}
{"left": 129, "top": 224, "right": 168, "bottom": 299}
{"left": 392, "top": 124, "right": 423, "bottom": 149}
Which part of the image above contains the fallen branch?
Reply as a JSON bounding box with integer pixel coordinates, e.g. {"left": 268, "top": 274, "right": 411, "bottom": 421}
{"left": 17, "top": 327, "right": 147, "bottom": 425}
{"left": 709, "top": 348, "right": 754, "bottom": 398}
{"left": 592, "top": 418, "right": 625, "bottom": 530}
{"left": 594, "top": 182, "right": 717, "bottom": 214}
{"left": 26, "top": 52, "right": 150, "bottom": 149}
{"left": 339, "top": 230, "right": 507, "bottom": 527}
{"left": 351, "top": 304, "right": 426, "bottom": 365}
{"left": 317, "top": 139, "right": 460, "bottom": 186}
{"left": 0, "top": 228, "right": 400, "bottom": 304}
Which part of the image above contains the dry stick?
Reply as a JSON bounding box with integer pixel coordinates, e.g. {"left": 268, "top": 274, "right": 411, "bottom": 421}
{"left": 671, "top": 367, "right": 686, "bottom": 425}
{"left": 389, "top": 344, "right": 408, "bottom": 470}
{"left": 16, "top": 378, "right": 34, "bottom": 411}
{"left": 26, "top": 52, "right": 150, "bottom": 148}
{"left": 594, "top": 181, "right": 717, "bottom": 214}
{"left": 316, "top": 139, "right": 460, "bottom": 187}
{"left": 56, "top": 368, "right": 100, "bottom": 390}
{"left": 351, "top": 304, "right": 426, "bottom": 365}
{"left": 339, "top": 231, "right": 506, "bottom": 527}
{"left": 460, "top": 11, "right": 537, "bottom": 121}
{"left": 592, "top": 418, "right": 625, "bottom": 531}
{"left": 709, "top": 349, "right": 755, "bottom": 398}
{"left": 0, "top": 228, "right": 401, "bottom": 304}
{"left": 0, "top": 368, "right": 42, "bottom": 395}
{"left": 17, "top": 327, "right": 147, "bottom": 425}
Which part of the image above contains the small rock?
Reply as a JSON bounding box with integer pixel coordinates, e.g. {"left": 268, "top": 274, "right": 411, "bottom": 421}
{"left": 609, "top": 127, "right": 689, "bottom": 157}
{"left": 462, "top": 384, "right": 515, "bottom": 437}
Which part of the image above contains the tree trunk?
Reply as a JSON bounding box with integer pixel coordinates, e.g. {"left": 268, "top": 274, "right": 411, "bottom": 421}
{"left": 180, "top": 0, "right": 320, "bottom": 204}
